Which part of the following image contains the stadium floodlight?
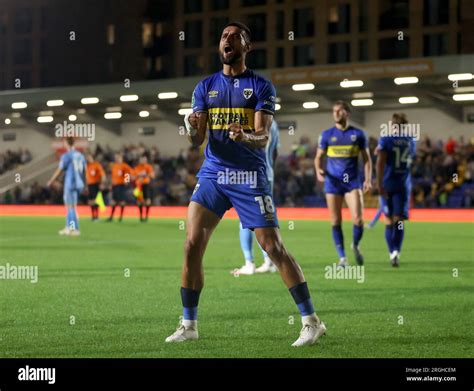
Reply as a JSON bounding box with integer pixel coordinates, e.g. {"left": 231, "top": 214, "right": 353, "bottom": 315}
{"left": 104, "top": 112, "right": 122, "bottom": 119}
{"left": 120, "top": 94, "right": 139, "bottom": 102}
{"left": 452, "top": 93, "right": 474, "bottom": 101}
{"left": 454, "top": 86, "right": 474, "bottom": 93}
{"left": 399, "top": 96, "right": 419, "bottom": 104}
{"left": 68, "top": 114, "right": 77, "bottom": 121}
{"left": 351, "top": 99, "right": 374, "bottom": 106}
{"left": 302, "top": 101, "right": 319, "bottom": 109}
{"left": 81, "top": 97, "right": 100, "bottom": 104}
{"left": 275, "top": 103, "right": 281, "bottom": 111}
{"left": 37, "top": 116, "right": 54, "bottom": 123}
{"left": 139, "top": 111, "right": 150, "bottom": 118}
{"left": 178, "top": 108, "right": 193, "bottom": 115}
{"left": 340, "top": 80, "right": 364, "bottom": 88}
{"left": 11, "top": 102, "right": 27, "bottom": 109}
{"left": 292, "top": 83, "right": 315, "bottom": 91}
{"left": 352, "top": 92, "right": 374, "bottom": 99}
{"left": 46, "top": 100, "right": 64, "bottom": 107}
{"left": 448, "top": 73, "right": 473, "bottom": 81}
{"left": 5, "top": 118, "right": 11, "bottom": 125}
{"left": 158, "top": 92, "right": 178, "bottom": 99}
{"left": 394, "top": 77, "right": 419, "bottom": 85}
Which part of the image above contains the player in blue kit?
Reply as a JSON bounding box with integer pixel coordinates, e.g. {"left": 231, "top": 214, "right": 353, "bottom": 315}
{"left": 233, "top": 120, "right": 280, "bottom": 275}
{"left": 165, "top": 22, "right": 326, "bottom": 347}
{"left": 376, "top": 113, "right": 416, "bottom": 267}
{"left": 315, "top": 101, "right": 372, "bottom": 267}
{"left": 47, "top": 137, "right": 86, "bottom": 236}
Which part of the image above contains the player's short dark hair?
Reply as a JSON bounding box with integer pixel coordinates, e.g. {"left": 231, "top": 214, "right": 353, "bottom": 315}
{"left": 333, "top": 100, "right": 351, "bottom": 114}
{"left": 392, "top": 112, "right": 408, "bottom": 125}
{"left": 223, "top": 21, "right": 251, "bottom": 45}
{"left": 66, "top": 137, "right": 75, "bottom": 146}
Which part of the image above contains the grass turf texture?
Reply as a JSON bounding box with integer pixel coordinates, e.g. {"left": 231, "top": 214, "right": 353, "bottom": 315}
{"left": 0, "top": 216, "right": 472, "bottom": 358}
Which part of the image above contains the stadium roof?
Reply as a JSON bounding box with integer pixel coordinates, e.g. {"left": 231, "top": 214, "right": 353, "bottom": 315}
{"left": 0, "top": 54, "right": 473, "bottom": 133}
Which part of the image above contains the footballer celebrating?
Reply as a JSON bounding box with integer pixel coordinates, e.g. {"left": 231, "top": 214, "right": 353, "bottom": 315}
{"left": 315, "top": 101, "right": 372, "bottom": 267}
{"left": 166, "top": 22, "right": 326, "bottom": 347}
{"left": 376, "top": 113, "right": 416, "bottom": 267}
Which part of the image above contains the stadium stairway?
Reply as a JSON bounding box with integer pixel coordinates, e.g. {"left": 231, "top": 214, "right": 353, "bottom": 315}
{"left": 0, "top": 153, "right": 57, "bottom": 195}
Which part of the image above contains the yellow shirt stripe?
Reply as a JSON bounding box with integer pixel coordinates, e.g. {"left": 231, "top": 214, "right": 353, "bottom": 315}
{"left": 327, "top": 145, "right": 360, "bottom": 158}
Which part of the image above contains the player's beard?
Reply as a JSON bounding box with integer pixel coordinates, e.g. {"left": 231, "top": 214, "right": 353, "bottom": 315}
{"left": 220, "top": 51, "right": 242, "bottom": 65}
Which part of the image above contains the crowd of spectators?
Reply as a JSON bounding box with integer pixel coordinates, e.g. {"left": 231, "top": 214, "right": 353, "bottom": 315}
{"left": 0, "top": 148, "right": 32, "bottom": 175}
{"left": 2, "top": 135, "right": 473, "bottom": 208}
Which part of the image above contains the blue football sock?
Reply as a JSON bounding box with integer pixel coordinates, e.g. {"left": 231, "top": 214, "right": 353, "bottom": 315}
{"left": 181, "top": 287, "right": 201, "bottom": 321}
{"left": 392, "top": 220, "right": 405, "bottom": 252}
{"left": 385, "top": 225, "right": 394, "bottom": 253}
{"left": 66, "top": 208, "right": 73, "bottom": 229}
{"left": 289, "top": 282, "right": 315, "bottom": 316}
{"left": 71, "top": 208, "right": 79, "bottom": 230}
{"left": 332, "top": 225, "right": 345, "bottom": 258}
{"left": 239, "top": 224, "right": 254, "bottom": 262}
{"left": 353, "top": 224, "right": 364, "bottom": 246}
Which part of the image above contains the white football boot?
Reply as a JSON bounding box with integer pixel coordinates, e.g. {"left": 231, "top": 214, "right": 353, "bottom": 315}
{"left": 337, "top": 257, "right": 349, "bottom": 268}
{"left": 390, "top": 251, "right": 400, "bottom": 267}
{"left": 231, "top": 262, "right": 255, "bottom": 276}
{"left": 58, "top": 227, "right": 71, "bottom": 236}
{"left": 165, "top": 323, "right": 199, "bottom": 343}
{"left": 292, "top": 317, "right": 327, "bottom": 347}
{"left": 255, "top": 258, "right": 278, "bottom": 273}
{"left": 69, "top": 230, "right": 81, "bottom": 236}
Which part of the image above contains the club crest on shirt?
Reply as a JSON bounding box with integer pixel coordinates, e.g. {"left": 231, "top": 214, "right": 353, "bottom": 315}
{"left": 331, "top": 136, "right": 337, "bottom": 142}
{"left": 243, "top": 88, "right": 253, "bottom": 99}
{"left": 351, "top": 135, "right": 357, "bottom": 142}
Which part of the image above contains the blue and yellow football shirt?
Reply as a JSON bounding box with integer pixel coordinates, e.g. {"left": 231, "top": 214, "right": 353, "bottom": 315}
{"left": 192, "top": 69, "right": 276, "bottom": 178}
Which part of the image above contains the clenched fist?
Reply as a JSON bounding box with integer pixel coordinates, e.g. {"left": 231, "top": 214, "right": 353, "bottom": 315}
{"left": 228, "top": 123, "right": 245, "bottom": 142}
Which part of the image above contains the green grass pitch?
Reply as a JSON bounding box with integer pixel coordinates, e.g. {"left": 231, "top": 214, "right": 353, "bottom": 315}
{"left": 0, "top": 216, "right": 472, "bottom": 358}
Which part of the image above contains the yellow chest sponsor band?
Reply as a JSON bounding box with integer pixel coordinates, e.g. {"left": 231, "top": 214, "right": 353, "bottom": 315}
{"left": 327, "top": 145, "right": 360, "bottom": 158}
{"left": 208, "top": 108, "right": 255, "bottom": 131}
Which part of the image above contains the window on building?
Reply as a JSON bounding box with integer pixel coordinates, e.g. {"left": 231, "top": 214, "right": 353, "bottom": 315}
{"left": 424, "top": 0, "right": 449, "bottom": 26}
{"left": 184, "top": 0, "right": 202, "bottom": 14}
{"left": 142, "top": 22, "right": 154, "bottom": 48}
{"left": 293, "top": 44, "right": 315, "bottom": 66}
{"left": 359, "top": 0, "right": 368, "bottom": 32}
{"left": 184, "top": 54, "right": 203, "bottom": 76}
{"left": 379, "top": 0, "right": 409, "bottom": 30}
{"left": 107, "top": 24, "right": 115, "bottom": 45}
{"left": 276, "top": 11, "right": 284, "bottom": 40}
{"left": 242, "top": 0, "right": 266, "bottom": 5}
{"left": 155, "top": 57, "right": 163, "bottom": 72}
{"left": 14, "top": 8, "right": 32, "bottom": 34}
{"left": 293, "top": 8, "right": 314, "bottom": 38}
{"left": 211, "top": 0, "right": 229, "bottom": 9}
{"left": 423, "top": 33, "right": 448, "bottom": 56}
{"left": 185, "top": 20, "right": 203, "bottom": 48}
{"left": 276, "top": 47, "right": 284, "bottom": 67}
{"left": 359, "top": 40, "right": 368, "bottom": 61}
{"left": 328, "top": 4, "right": 351, "bottom": 34}
{"left": 156, "top": 23, "right": 163, "bottom": 37}
{"left": 13, "top": 39, "right": 32, "bottom": 65}
{"left": 328, "top": 42, "right": 351, "bottom": 63}
{"left": 379, "top": 37, "right": 410, "bottom": 59}
{"left": 210, "top": 17, "right": 229, "bottom": 44}
{"left": 247, "top": 49, "right": 266, "bottom": 69}
{"left": 245, "top": 13, "right": 266, "bottom": 41}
